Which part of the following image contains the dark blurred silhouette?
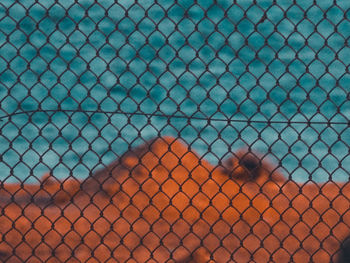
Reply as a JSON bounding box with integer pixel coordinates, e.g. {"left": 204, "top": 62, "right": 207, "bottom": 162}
{"left": 338, "top": 236, "right": 350, "bottom": 263}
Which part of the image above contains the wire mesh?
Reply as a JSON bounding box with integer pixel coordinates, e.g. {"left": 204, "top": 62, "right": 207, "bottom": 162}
{"left": 0, "top": 0, "right": 350, "bottom": 262}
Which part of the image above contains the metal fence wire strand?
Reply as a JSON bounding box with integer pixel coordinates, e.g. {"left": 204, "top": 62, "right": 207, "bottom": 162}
{"left": 0, "top": 0, "right": 350, "bottom": 262}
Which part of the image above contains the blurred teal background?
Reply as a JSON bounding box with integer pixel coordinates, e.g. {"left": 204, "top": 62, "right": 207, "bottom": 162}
{"left": 0, "top": 0, "right": 349, "bottom": 183}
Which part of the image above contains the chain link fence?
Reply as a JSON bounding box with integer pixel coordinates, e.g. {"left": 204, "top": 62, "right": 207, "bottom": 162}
{"left": 0, "top": 0, "right": 350, "bottom": 262}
